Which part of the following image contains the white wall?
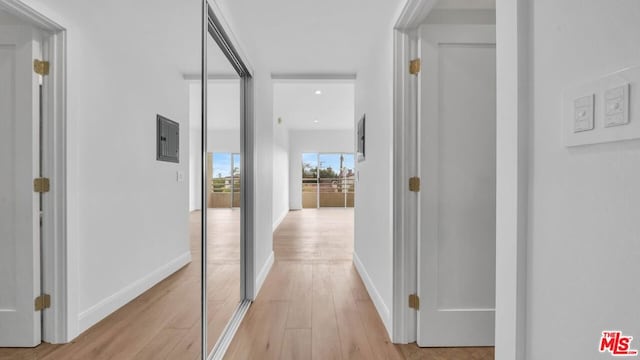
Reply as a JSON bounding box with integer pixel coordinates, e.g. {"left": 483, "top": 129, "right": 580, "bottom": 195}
{"left": 353, "top": 18, "right": 396, "bottom": 335}
{"left": 251, "top": 68, "right": 275, "bottom": 297}
{"left": 21, "top": 0, "right": 192, "bottom": 338}
{"left": 288, "top": 129, "right": 354, "bottom": 210}
{"left": 526, "top": 1, "right": 640, "bottom": 359}
{"left": 272, "top": 122, "right": 289, "bottom": 229}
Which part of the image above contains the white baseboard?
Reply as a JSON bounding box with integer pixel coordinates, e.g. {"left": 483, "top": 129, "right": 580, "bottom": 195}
{"left": 253, "top": 251, "right": 274, "bottom": 300}
{"left": 272, "top": 210, "right": 289, "bottom": 232}
{"left": 353, "top": 252, "right": 392, "bottom": 337}
{"left": 78, "top": 251, "right": 192, "bottom": 333}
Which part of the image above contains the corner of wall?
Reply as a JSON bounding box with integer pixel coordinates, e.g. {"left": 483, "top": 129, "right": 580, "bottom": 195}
{"left": 77, "top": 252, "right": 191, "bottom": 334}
{"left": 272, "top": 209, "right": 288, "bottom": 232}
{"left": 353, "top": 251, "right": 392, "bottom": 337}
{"left": 253, "top": 250, "right": 274, "bottom": 300}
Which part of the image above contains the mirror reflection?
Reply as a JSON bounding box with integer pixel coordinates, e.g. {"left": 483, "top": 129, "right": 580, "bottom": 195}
{"left": 203, "top": 33, "right": 243, "bottom": 355}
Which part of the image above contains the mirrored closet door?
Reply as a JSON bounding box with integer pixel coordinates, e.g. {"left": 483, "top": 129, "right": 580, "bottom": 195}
{"left": 200, "top": 2, "right": 252, "bottom": 359}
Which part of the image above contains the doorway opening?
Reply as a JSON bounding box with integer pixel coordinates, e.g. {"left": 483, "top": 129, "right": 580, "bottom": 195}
{"left": 393, "top": 0, "right": 503, "bottom": 353}
{"left": 0, "top": 1, "right": 67, "bottom": 347}
{"left": 271, "top": 78, "right": 357, "bottom": 263}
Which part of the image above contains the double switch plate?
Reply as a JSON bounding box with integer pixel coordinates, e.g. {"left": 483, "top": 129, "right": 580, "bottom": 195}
{"left": 565, "top": 66, "right": 640, "bottom": 147}
{"left": 573, "top": 83, "right": 629, "bottom": 134}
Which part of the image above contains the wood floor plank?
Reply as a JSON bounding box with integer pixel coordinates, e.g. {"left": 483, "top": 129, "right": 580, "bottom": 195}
{"left": 356, "top": 300, "right": 404, "bottom": 360}
{"left": 163, "top": 320, "right": 201, "bottom": 360}
{"left": 252, "top": 262, "right": 294, "bottom": 304}
{"left": 280, "top": 329, "right": 311, "bottom": 360}
{"left": 329, "top": 265, "right": 376, "bottom": 360}
{"left": 311, "top": 263, "right": 342, "bottom": 360}
{"left": 285, "top": 263, "right": 312, "bottom": 329}
{"left": 132, "top": 328, "right": 186, "bottom": 360}
{"left": 246, "top": 301, "right": 289, "bottom": 360}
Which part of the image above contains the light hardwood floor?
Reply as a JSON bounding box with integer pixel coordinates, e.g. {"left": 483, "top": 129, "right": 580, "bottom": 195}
{"left": 0, "top": 209, "right": 240, "bottom": 360}
{"left": 0, "top": 208, "right": 494, "bottom": 360}
{"left": 226, "top": 208, "right": 494, "bottom": 360}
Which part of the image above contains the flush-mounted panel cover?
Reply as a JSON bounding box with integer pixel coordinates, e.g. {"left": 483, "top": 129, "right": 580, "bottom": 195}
{"left": 157, "top": 115, "right": 179, "bottom": 163}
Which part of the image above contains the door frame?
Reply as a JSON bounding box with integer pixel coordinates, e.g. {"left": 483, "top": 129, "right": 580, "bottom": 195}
{"left": 0, "top": 0, "right": 71, "bottom": 344}
{"left": 392, "top": 0, "right": 529, "bottom": 358}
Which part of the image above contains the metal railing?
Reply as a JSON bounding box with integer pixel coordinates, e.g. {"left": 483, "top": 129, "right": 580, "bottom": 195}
{"left": 303, "top": 177, "right": 355, "bottom": 208}
{"left": 209, "top": 175, "right": 241, "bottom": 208}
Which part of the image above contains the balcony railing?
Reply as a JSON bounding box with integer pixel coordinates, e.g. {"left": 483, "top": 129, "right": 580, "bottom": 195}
{"left": 208, "top": 177, "right": 240, "bottom": 208}
{"left": 302, "top": 177, "right": 355, "bottom": 208}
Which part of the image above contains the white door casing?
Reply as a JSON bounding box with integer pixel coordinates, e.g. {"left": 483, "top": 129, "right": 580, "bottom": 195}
{"left": 417, "top": 24, "right": 496, "bottom": 347}
{"left": 0, "top": 25, "right": 42, "bottom": 347}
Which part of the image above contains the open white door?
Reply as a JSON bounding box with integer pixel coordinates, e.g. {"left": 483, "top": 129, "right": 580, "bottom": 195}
{"left": 0, "top": 25, "right": 43, "bottom": 347}
{"left": 417, "top": 24, "right": 496, "bottom": 347}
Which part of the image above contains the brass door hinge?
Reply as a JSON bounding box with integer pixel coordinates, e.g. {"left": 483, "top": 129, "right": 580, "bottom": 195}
{"left": 34, "top": 177, "right": 50, "bottom": 193}
{"left": 33, "top": 59, "right": 50, "bottom": 76}
{"left": 409, "top": 293, "right": 420, "bottom": 310}
{"left": 409, "top": 58, "right": 421, "bottom": 75}
{"left": 409, "top": 176, "right": 420, "bottom": 192}
{"left": 35, "top": 294, "right": 51, "bottom": 311}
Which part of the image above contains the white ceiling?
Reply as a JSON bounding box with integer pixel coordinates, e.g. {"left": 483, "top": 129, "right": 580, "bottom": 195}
{"left": 169, "top": 0, "right": 493, "bottom": 76}
{"left": 214, "top": 0, "right": 406, "bottom": 74}
{"left": 274, "top": 81, "right": 355, "bottom": 130}
{"left": 5, "top": 0, "right": 494, "bottom": 76}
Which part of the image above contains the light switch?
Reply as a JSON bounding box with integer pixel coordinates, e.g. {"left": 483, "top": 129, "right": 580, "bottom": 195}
{"left": 604, "top": 83, "right": 629, "bottom": 127}
{"left": 176, "top": 171, "right": 184, "bottom": 182}
{"left": 573, "top": 94, "right": 595, "bottom": 133}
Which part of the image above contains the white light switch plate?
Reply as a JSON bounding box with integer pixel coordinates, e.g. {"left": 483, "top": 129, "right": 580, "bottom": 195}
{"left": 176, "top": 171, "right": 184, "bottom": 182}
{"left": 564, "top": 66, "right": 639, "bottom": 147}
{"left": 573, "top": 94, "right": 594, "bottom": 132}
{"left": 604, "top": 83, "right": 629, "bottom": 127}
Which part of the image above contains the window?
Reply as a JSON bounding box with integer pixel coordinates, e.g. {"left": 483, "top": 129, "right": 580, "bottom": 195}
{"left": 302, "top": 153, "right": 355, "bottom": 208}
{"left": 209, "top": 152, "right": 241, "bottom": 208}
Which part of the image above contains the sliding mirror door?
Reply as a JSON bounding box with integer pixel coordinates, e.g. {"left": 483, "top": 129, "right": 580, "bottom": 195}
{"left": 201, "top": 2, "right": 253, "bottom": 359}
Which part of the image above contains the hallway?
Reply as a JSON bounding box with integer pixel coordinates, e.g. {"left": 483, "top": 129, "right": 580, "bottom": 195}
{"left": 225, "top": 209, "right": 494, "bottom": 359}
{"left": 0, "top": 209, "right": 494, "bottom": 360}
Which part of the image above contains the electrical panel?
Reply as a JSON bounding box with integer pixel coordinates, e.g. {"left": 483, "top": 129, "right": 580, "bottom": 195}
{"left": 157, "top": 115, "right": 179, "bottom": 163}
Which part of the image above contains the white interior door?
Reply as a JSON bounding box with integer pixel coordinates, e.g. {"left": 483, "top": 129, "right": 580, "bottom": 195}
{"left": 417, "top": 25, "right": 497, "bottom": 347}
{"left": 0, "top": 25, "right": 42, "bottom": 347}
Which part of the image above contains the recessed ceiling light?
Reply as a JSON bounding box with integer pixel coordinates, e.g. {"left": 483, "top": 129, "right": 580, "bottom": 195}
{"left": 314, "top": 90, "right": 322, "bottom": 95}
{"left": 313, "top": 119, "right": 319, "bottom": 123}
